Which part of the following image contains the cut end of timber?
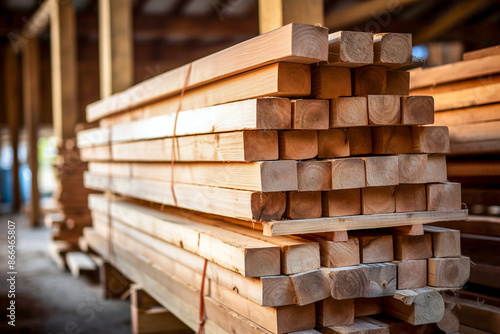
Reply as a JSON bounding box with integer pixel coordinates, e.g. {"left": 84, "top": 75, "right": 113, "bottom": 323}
{"left": 243, "top": 131, "right": 279, "bottom": 161}
{"left": 250, "top": 192, "right": 286, "bottom": 222}
{"left": 290, "top": 23, "right": 329, "bottom": 62}
{"left": 256, "top": 98, "right": 292, "bottom": 130}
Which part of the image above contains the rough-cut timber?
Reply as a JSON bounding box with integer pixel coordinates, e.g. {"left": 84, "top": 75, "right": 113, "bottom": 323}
{"left": 326, "top": 31, "right": 374, "bottom": 67}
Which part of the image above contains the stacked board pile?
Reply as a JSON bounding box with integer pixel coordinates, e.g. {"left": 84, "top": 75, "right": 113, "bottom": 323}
{"left": 410, "top": 44, "right": 500, "bottom": 212}
{"left": 77, "top": 24, "right": 469, "bottom": 333}
{"left": 47, "top": 137, "right": 95, "bottom": 269}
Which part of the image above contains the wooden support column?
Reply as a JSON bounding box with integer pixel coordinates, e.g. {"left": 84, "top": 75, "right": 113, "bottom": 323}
{"left": 98, "top": 0, "right": 134, "bottom": 98}
{"left": 50, "top": 0, "right": 78, "bottom": 144}
{"left": 4, "top": 47, "right": 22, "bottom": 212}
{"left": 22, "top": 38, "right": 41, "bottom": 226}
{"left": 258, "top": 0, "right": 324, "bottom": 34}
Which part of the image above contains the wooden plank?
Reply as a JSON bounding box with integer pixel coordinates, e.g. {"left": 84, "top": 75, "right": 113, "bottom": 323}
{"left": 363, "top": 156, "right": 399, "bottom": 187}
{"left": 322, "top": 189, "right": 361, "bottom": 217}
{"left": 258, "top": 0, "right": 324, "bottom": 34}
{"left": 90, "top": 161, "right": 298, "bottom": 192}
{"left": 409, "top": 54, "right": 500, "bottom": 90}
{"left": 279, "top": 130, "right": 318, "bottom": 160}
{"left": 445, "top": 295, "right": 500, "bottom": 334}
{"left": 89, "top": 196, "right": 281, "bottom": 277}
{"left": 423, "top": 226, "right": 461, "bottom": 258}
{"left": 367, "top": 95, "right": 401, "bottom": 125}
{"left": 347, "top": 127, "right": 372, "bottom": 156}
{"left": 65, "top": 251, "right": 97, "bottom": 279}
{"left": 292, "top": 99, "right": 329, "bottom": 130}
{"left": 412, "top": 126, "right": 450, "bottom": 154}
{"left": 427, "top": 182, "right": 462, "bottom": 211}
{"left": 88, "top": 23, "right": 328, "bottom": 121}
{"left": 78, "top": 98, "right": 292, "bottom": 147}
{"left": 358, "top": 263, "right": 397, "bottom": 298}
{"left": 98, "top": 0, "right": 133, "bottom": 98}
{"left": 316, "top": 298, "right": 354, "bottom": 327}
{"left": 449, "top": 138, "right": 500, "bottom": 155}
{"left": 81, "top": 131, "right": 279, "bottom": 162}
{"left": 51, "top": 0, "right": 78, "bottom": 142}
{"left": 321, "top": 266, "right": 370, "bottom": 300}
{"left": 311, "top": 67, "right": 351, "bottom": 99}
{"left": 447, "top": 121, "right": 500, "bottom": 146}
{"left": 426, "top": 154, "right": 448, "bottom": 183}
{"left": 313, "top": 231, "right": 349, "bottom": 242}
{"left": 352, "top": 66, "right": 386, "bottom": 96}
{"left": 289, "top": 270, "right": 331, "bottom": 306}
{"left": 433, "top": 103, "right": 500, "bottom": 127}
{"left": 393, "top": 234, "right": 432, "bottom": 260}
{"left": 427, "top": 256, "right": 470, "bottom": 287}
{"left": 447, "top": 160, "right": 500, "bottom": 177}
{"left": 22, "top": 38, "right": 41, "bottom": 226}
{"left": 354, "top": 298, "right": 383, "bottom": 317}
{"left": 285, "top": 191, "right": 322, "bottom": 220}
{"left": 386, "top": 70, "right": 409, "bottom": 95}
{"left": 435, "top": 299, "right": 459, "bottom": 334}
{"left": 433, "top": 82, "right": 500, "bottom": 112}
{"left": 362, "top": 186, "right": 396, "bottom": 215}
{"left": 395, "top": 185, "right": 427, "bottom": 213}
{"left": 351, "top": 232, "right": 393, "bottom": 264}
{"left": 318, "top": 317, "right": 389, "bottom": 334}
{"left": 330, "top": 158, "right": 366, "bottom": 190}
{"left": 401, "top": 96, "right": 434, "bottom": 125}
{"left": 262, "top": 209, "right": 468, "bottom": 236}
{"left": 394, "top": 260, "right": 427, "bottom": 289}
{"left": 372, "top": 126, "right": 412, "bottom": 154}
{"left": 317, "top": 129, "right": 350, "bottom": 159}
{"left": 301, "top": 235, "right": 360, "bottom": 268}
{"left": 297, "top": 160, "right": 332, "bottom": 191}
{"left": 463, "top": 44, "right": 500, "bottom": 61}
{"left": 326, "top": 31, "right": 373, "bottom": 67}
{"left": 383, "top": 288, "right": 445, "bottom": 325}
{"left": 4, "top": 47, "right": 22, "bottom": 211}
{"left": 373, "top": 33, "right": 412, "bottom": 66}
{"left": 85, "top": 173, "right": 285, "bottom": 222}
{"left": 329, "top": 97, "right": 368, "bottom": 128}
{"left": 388, "top": 224, "right": 424, "bottom": 236}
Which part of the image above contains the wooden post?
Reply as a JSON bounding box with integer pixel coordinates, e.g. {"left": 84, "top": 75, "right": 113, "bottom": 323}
{"left": 22, "top": 38, "right": 41, "bottom": 226}
{"left": 4, "top": 47, "right": 22, "bottom": 212}
{"left": 98, "top": 0, "right": 134, "bottom": 98}
{"left": 50, "top": 0, "right": 78, "bottom": 144}
{"left": 258, "top": 0, "right": 324, "bottom": 34}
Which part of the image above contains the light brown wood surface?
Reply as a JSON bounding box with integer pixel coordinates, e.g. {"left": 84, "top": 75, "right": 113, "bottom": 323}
{"left": 423, "top": 226, "right": 461, "bottom": 258}
{"left": 395, "top": 260, "right": 427, "bottom": 289}
{"left": 395, "top": 185, "right": 427, "bottom": 213}
{"left": 322, "top": 189, "right": 361, "bottom": 217}
{"left": 316, "top": 298, "right": 354, "bottom": 327}
{"left": 367, "top": 95, "right": 401, "bottom": 125}
{"left": 352, "top": 232, "right": 394, "bottom": 264}
{"left": 393, "top": 234, "right": 432, "bottom": 260}
{"left": 427, "top": 182, "right": 462, "bottom": 211}
{"left": 285, "top": 191, "right": 322, "bottom": 219}
{"left": 292, "top": 99, "right": 329, "bottom": 129}
{"left": 373, "top": 33, "right": 412, "bottom": 66}
{"left": 329, "top": 97, "right": 368, "bottom": 128}
{"left": 326, "top": 31, "right": 373, "bottom": 67}
{"left": 372, "top": 126, "right": 412, "bottom": 154}
{"left": 353, "top": 66, "right": 386, "bottom": 95}
{"left": 279, "top": 130, "right": 318, "bottom": 160}
{"left": 311, "top": 66, "right": 352, "bottom": 99}
{"left": 428, "top": 256, "right": 470, "bottom": 287}
{"left": 383, "top": 288, "right": 445, "bottom": 325}
{"left": 361, "top": 187, "right": 396, "bottom": 215}
{"left": 317, "top": 129, "right": 350, "bottom": 159}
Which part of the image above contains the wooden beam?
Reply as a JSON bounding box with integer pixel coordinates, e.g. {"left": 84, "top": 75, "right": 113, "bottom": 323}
{"left": 325, "top": 31, "right": 374, "bottom": 67}
{"left": 463, "top": 45, "right": 500, "bottom": 61}
{"left": 383, "top": 288, "right": 445, "bottom": 325}
{"left": 50, "top": 0, "right": 78, "bottom": 143}
{"left": 21, "top": 38, "right": 41, "bottom": 226}
{"left": 4, "top": 47, "right": 22, "bottom": 211}
{"left": 98, "top": 0, "right": 133, "bottom": 98}
{"left": 258, "top": 0, "right": 323, "bottom": 34}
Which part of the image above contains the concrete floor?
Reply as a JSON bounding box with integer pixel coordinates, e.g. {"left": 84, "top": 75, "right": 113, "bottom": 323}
{"left": 0, "top": 213, "right": 131, "bottom": 333}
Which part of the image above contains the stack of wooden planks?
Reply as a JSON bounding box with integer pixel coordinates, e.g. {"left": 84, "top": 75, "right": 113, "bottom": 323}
{"left": 410, "top": 44, "right": 500, "bottom": 211}
{"left": 76, "top": 24, "right": 468, "bottom": 333}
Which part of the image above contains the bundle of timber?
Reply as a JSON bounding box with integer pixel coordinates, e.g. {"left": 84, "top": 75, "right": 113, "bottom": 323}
{"left": 76, "top": 24, "right": 468, "bottom": 333}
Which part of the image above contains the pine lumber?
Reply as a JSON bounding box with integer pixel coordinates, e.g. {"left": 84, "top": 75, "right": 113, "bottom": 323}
{"left": 426, "top": 155, "right": 447, "bottom": 183}
{"left": 359, "top": 263, "right": 397, "bottom": 297}
{"left": 354, "top": 298, "right": 383, "bottom": 317}
{"left": 289, "top": 270, "right": 331, "bottom": 306}
{"left": 262, "top": 210, "right": 468, "bottom": 236}
{"left": 412, "top": 126, "right": 450, "bottom": 154}
{"left": 409, "top": 54, "right": 500, "bottom": 90}
{"left": 78, "top": 98, "right": 292, "bottom": 148}
{"left": 279, "top": 130, "right": 318, "bottom": 160}
{"left": 447, "top": 121, "right": 500, "bottom": 146}
{"left": 321, "top": 266, "right": 370, "bottom": 299}
{"left": 361, "top": 187, "right": 395, "bottom": 215}
{"left": 352, "top": 66, "right": 386, "bottom": 96}
{"left": 395, "top": 185, "right": 427, "bottom": 213}
{"left": 433, "top": 82, "right": 500, "bottom": 112}
{"left": 386, "top": 70, "right": 409, "bottom": 95}
{"left": 445, "top": 295, "right": 500, "bottom": 334}
{"left": 347, "top": 127, "right": 372, "bottom": 156}
{"left": 311, "top": 67, "right": 351, "bottom": 99}
{"left": 316, "top": 298, "right": 355, "bottom": 327}
{"left": 318, "top": 317, "right": 389, "bottom": 334}
{"left": 326, "top": 31, "right": 374, "bottom": 67}
{"left": 297, "top": 160, "right": 332, "bottom": 191}
{"left": 426, "top": 182, "right": 462, "bottom": 211}
{"left": 367, "top": 95, "right": 401, "bottom": 125}
{"left": 313, "top": 231, "right": 349, "bottom": 242}
{"left": 292, "top": 99, "right": 329, "bottom": 129}
{"left": 427, "top": 256, "right": 470, "bottom": 287}
{"left": 383, "top": 288, "right": 445, "bottom": 325}
{"left": 88, "top": 196, "right": 281, "bottom": 277}
{"left": 423, "top": 226, "right": 461, "bottom": 258}
{"left": 449, "top": 138, "right": 500, "bottom": 155}
{"left": 329, "top": 97, "right": 368, "bottom": 128}
{"left": 84, "top": 173, "right": 286, "bottom": 222}
{"left": 65, "top": 251, "right": 97, "bottom": 278}
{"left": 80, "top": 130, "right": 279, "bottom": 162}
{"left": 330, "top": 158, "right": 366, "bottom": 189}
{"left": 322, "top": 189, "right": 361, "bottom": 217}
{"left": 393, "top": 234, "right": 432, "bottom": 260}
{"left": 464, "top": 45, "right": 500, "bottom": 61}
{"left": 372, "top": 127, "right": 412, "bottom": 154}
{"left": 258, "top": 0, "right": 324, "bottom": 34}
{"left": 317, "top": 129, "right": 350, "bottom": 159}
{"left": 302, "top": 235, "right": 360, "bottom": 268}
{"left": 352, "top": 232, "right": 394, "bottom": 264}
{"left": 363, "top": 156, "right": 399, "bottom": 187}
{"left": 88, "top": 23, "right": 327, "bottom": 120}
{"left": 447, "top": 160, "right": 500, "bottom": 177}
{"left": 285, "top": 192, "right": 322, "bottom": 220}
{"left": 433, "top": 104, "right": 500, "bottom": 127}
{"left": 435, "top": 299, "right": 459, "bottom": 334}
{"left": 394, "top": 260, "right": 427, "bottom": 289}
{"left": 401, "top": 96, "right": 434, "bottom": 125}
{"left": 388, "top": 224, "right": 424, "bottom": 236}
{"left": 373, "top": 33, "right": 412, "bottom": 66}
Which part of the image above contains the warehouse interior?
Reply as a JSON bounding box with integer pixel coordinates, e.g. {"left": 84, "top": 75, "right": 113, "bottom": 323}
{"left": 1, "top": 0, "right": 500, "bottom": 333}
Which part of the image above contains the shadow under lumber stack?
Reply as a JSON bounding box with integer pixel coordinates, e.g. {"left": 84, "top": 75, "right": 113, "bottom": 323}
{"left": 411, "top": 45, "right": 500, "bottom": 334}
{"left": 76, "top": 24, "right": 469, "bottom": 333}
